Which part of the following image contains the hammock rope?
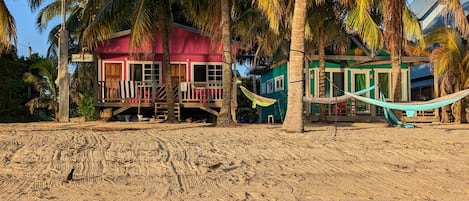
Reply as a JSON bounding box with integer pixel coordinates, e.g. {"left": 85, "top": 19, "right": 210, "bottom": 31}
{"left": 303, "top": 85, "right": 377, "bottom": 104}
{"left": 345, "top": 88, "right": 469, "bottom": 117}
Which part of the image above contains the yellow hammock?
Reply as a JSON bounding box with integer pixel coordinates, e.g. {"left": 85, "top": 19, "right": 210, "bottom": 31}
{"left": 240, "top": 86, "right": 277, "bottom": 108}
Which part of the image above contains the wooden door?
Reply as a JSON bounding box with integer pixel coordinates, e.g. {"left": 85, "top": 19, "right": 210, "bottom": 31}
{"left": 171, "top": 64, "right": 187, "bottom": 84}
{"left": 105, "top": 63, "right": 122, "bottom": 101}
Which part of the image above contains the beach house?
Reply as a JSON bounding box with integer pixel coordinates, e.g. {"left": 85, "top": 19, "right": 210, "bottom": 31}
{"left": 93, "top": 23, "right": 233, "bottom": 121}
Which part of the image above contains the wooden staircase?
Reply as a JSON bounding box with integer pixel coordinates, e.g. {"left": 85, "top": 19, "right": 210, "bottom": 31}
{"left": 154, "top": 103, "right": 181, "bottom": 121}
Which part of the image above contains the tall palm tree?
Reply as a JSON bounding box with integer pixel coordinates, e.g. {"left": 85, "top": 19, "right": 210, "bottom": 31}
{"left": 341, "top": 0, "right": 468, "bottom": 103}
{"left": 282, "top": 0, "right": 307, "bottom": 133}
{"left": 23, "top": 59, "right": 59, "bottom": 120}
{"left": 0, "top": 0, "right": 17, "bottom": 52}
{"left": 179, "top": 0, "right": 235, "bottom": 126}
{"left": 426, "top": 27, "right": 469, "bottom": 123}
{"left": 306, "top": 1, "right": 349, "bottom": 122}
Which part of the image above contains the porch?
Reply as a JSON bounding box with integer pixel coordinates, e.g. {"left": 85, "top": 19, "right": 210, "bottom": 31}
{"left": 96, "top": 80, "right": 224, "bottom": 118}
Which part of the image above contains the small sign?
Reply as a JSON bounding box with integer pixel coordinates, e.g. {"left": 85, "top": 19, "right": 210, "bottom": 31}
{"left": 72, "top": 54, "right": 94, "bottom": 62}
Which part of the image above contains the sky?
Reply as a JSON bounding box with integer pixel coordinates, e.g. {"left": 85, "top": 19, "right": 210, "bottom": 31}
{"left": 6, "top": 0, "right": 57, "bottom": 58}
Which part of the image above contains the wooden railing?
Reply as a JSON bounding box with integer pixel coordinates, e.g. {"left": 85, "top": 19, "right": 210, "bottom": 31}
{"left": 180, "top": 82, "right": 223, "bottom": 103}
{"left": 97, "top": 80, "right": 223, "bottom": 104}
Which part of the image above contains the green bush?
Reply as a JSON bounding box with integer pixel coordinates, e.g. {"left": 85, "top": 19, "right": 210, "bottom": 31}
{"left": 77, "top": 92, "right": 96, "bottom": 121}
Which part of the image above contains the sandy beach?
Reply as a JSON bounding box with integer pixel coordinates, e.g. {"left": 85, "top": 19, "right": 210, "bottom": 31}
{"left": 0, "top": 121, "right": 468, "bottom": 200}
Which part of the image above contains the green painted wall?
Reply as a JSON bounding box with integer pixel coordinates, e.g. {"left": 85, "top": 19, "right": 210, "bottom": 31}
{"left": 259, "top": 60, "right": 410, "bottom": 121}
{"left": 259, "top": 62, "right": 288, "bottom": 122}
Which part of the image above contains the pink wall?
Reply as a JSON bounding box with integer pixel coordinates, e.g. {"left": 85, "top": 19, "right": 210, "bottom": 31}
{"left": 96, "top": 24, "right": 230, "bottom": 57}
{"left": 97, "top": 24, "right": 237, "bottom": 82}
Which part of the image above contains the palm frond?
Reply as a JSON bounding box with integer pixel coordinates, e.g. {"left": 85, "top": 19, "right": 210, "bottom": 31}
{"left": 345, "top": 0, "right": 382, "bottom": 51}
{"left": 129, "top": 0, "right": 157, "bottom": 52}
{"left": 0, "top": 0, "right": 17, "bottom": 51}
{"left": 440, "top": 0, "right": 469, "bottom": 39}
{"left": 36, "top": 1, "right": 62, "bottom": 32}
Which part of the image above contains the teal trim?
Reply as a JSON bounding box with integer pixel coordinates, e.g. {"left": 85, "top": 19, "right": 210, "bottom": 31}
{"left": 310, "top": 70, "right": 315, "bottom": 96}
{"left": 347, "top": 70, "right": 351, "bottom": 92}
{"left": 370, "top": 70, "right": 375, "bottom": 99}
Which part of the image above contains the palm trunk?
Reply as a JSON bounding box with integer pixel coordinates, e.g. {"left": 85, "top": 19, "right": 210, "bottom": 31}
{"left": 452, "top": 83, "right": 462, "bottom": 123}
{"left": 318, "top": 25, "right": 327, "bottom": 121}
{"left": 282, "top": 0, "right": 306, "bottom": 133}
{"left": 387, "top": 0, "right": 403, "bottom": 103}
{"left": 385, "top": 0, "right": 403, "bottom": 121}
{"left": 217, "top": 0, "right": 233, "bottom": 126}
{"left": 159, "top": 0, "right": 176, "bottom": 122}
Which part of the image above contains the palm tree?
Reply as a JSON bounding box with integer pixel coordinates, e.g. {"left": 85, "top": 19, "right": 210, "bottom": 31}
{"left": 0, "top": 0, "right": 17, "bottom": 52}
{"left": 341, "top": 0, "right": 468, "bottom": 104}
{"left": 305, "top": 1, "right": 349, "bottom": 122}
{"left": 426, "top": 27, "right": 469, "bottom": 123}
{"left": 179, "top": 0, "right": 235, "bottom": 126}
{"left": 281, "top": 0, "right": 307, "bottom": 133}
{"left": 23, "top": 59, "right": 59, "bottom": 121}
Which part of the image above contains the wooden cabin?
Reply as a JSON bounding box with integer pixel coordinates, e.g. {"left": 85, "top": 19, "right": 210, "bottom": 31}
{"left": 253, "top": 51, "right": 431, "bottom": 123}
{"left": 94, "top": 24, "right": 231, "bottom": 121}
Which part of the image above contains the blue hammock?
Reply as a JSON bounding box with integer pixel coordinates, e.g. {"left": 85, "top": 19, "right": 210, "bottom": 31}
{"left": 380, "top": 93, "right": 414, "bottom": 128}
{"left": 345, "top": 88, "right": 469, "bottom": 117}
{"left": 303, "top": 85, "right": 377, "bottom": 104}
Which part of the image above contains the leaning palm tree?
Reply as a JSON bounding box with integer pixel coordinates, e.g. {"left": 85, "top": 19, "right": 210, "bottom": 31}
{"left": 23, "top": 59, "right": 59, "bottom": 121}
{"left": 426, "top": 27, "right": 469, "bottom": 123}
{"left": 0, "top": 0, "right": 17, "bottom": 52}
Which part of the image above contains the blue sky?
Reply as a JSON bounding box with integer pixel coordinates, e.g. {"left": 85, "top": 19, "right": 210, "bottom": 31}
{"left": 6, "top": 0, "right": 57, "bottom": 57}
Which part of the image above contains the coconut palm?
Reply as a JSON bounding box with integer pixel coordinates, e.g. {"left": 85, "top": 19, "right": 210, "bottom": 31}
{"left": 305, "top": 1, "right": 349, "bottom": 122}
{"left": 426, "top": 27, "right": 469, "bottom": 123}
{"left": 23, "top": 59, "right": 59, "bottom": 121}
{"left": 341, "top": 0, "right": 468, "bottom": 103}
{"left": 178, "top": 0, "right": 235, "bottom": 126}
{"left": 282, "top": 0, "right": 307, "bottom": 133}
{"left": 0, "top": 0, "right": 17, "bottom": 52}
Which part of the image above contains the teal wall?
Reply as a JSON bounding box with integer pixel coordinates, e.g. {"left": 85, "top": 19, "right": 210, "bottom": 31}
{"left": 259, "top": 60, "right": 410, "bottom": 120}
{"left": 259, "top": 62, "right": 288, "bottom": 123}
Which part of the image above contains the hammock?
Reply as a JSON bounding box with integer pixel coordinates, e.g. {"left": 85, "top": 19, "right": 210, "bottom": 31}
{"left": 345, "top": 88, "right": 469, "bottom": 117}
{"left": 240, "top": 86, "right": 277, "bottom": 108}
{"left": 303, "top": 85, "right": 377, "bottom": 104}
{"left": 380, "top": 93, "right": 414, "bottom": 128}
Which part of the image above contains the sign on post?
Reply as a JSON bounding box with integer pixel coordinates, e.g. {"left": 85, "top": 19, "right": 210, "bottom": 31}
{"left": 72, "top": 53, "right": 94, "bottom": 62}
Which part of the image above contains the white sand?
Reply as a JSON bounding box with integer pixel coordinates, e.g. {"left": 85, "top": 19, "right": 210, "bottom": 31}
{"left": 0, "top": 122, "right": 468, "bottom": 200}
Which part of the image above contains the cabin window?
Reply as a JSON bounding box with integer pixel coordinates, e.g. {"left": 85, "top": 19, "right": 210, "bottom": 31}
{"left": 355, "top": 73, "right": 366, "bottom": 92}
{"left": 274, "top": 75, "right": 284, "bottom": 91}
{"left": 266, "top": 79, "right": 274, "bottom": 94}
{"left": 324, "top": 71, "right": 344, "bottom": 97}
{"left": 129, "top": 62, "right": 161, "bottom": 83}
{"left": 193, "top": 64, "right": 223, "bottom": 82}
{"left": 260, "top": 83, "right": 266, "bottom": 94}
{"left": 378, "top": 73, "right": 389, "bottom": 98}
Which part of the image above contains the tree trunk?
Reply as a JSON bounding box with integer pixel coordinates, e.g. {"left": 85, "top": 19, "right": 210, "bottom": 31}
{"left": 159, "top": 0, "right": 176, "bottom": 122}
{"left": 217, "top": 0, "right": 233, "bottom": 126}
{"left": 58, "top": 28, "right": 69, "bottom": 122}
{"left": 385, "top": 0, "right": 403, "bottom": 102}
{"left": 452, "top": 84, "right": 462, "bottom": 123}
{"left": 318, "top": 25, "right": 327, "bottom": 121}
{"left": 282, "top": 0, "right": 306, "bottom": 133}
{"left": 440, "top": 71, "right": 454, "bottom": 123}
